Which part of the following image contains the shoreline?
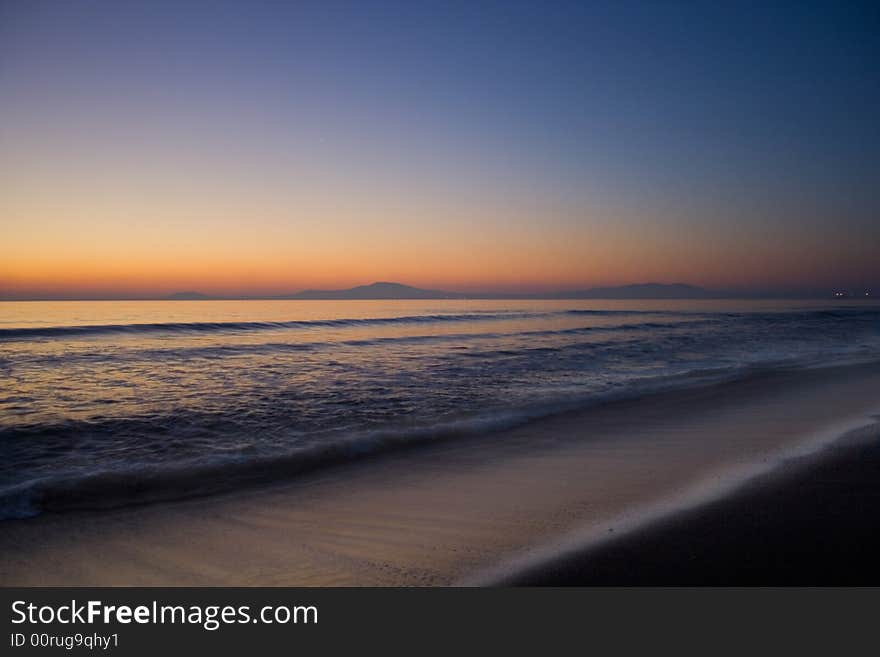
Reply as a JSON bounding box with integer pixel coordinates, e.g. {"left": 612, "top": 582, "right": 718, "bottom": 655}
{"left": 3, "top": 359, "right": 876, "bottom": 521}
{"left": 1, "top": 361, "right": 879, "bottom": 585}
{"left": 501, "top": 420, "right": 880, "bottom": 585}
{"left": 463, "top": 416, "right": 880, "bottom": 586}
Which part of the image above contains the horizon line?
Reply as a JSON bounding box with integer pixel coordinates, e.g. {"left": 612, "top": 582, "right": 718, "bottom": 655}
{"left": 1, "top": 280, "right": 875, "bottom": 302}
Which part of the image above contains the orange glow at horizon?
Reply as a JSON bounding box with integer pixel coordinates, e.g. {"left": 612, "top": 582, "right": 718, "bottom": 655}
{"left": 3, "top": 135, "right": 877, "bottom": 299}
{"left": 5, "top": 212, "right": 875, "bottom": 298}
{"left": 2, "top": 2, "right": 879, "bottom": 301}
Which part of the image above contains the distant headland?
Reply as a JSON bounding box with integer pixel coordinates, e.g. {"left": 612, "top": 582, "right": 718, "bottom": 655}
{"left": 152, "top": 281, "right": 873, "bottom": 301}
{"left": 3, "top": 282, "right": 872, "bottom": 302}
{"left": 166, "top": 281, "right": 718, "bottom": 300}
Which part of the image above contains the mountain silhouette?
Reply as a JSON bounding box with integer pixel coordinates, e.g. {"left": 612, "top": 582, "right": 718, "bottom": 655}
{"left": 167, "top": 282, "right": 714, "bottom": 300}
{"left": 286, "top": 282, "right": 465, "bottom": 300}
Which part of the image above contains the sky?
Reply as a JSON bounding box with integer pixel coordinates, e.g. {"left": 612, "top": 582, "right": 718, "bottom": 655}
{"left": 1, "top": 0, "right": 878, "bottom": 298}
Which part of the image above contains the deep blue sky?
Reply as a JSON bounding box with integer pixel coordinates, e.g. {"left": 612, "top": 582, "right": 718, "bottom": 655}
{"left": 1, "top": 1, "right": 878, "bottom": 296}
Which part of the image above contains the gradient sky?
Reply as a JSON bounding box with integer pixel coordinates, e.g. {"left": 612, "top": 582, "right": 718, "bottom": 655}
{"left": 1, "top": 0, "right": 878, "bottom": 298}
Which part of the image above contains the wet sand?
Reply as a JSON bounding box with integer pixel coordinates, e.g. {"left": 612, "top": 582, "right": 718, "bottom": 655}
{"left": 1, "top": 361, "right": 879, "bottom": 586}
{"left": 504, "top": 423, "right": 880, "bottom": 585}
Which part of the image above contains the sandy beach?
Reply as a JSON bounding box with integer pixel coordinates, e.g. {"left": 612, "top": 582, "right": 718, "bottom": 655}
{"left": 506, "top": 422, "right": 880, "bottom": 585}
{"left": 1, "top": 361, "right": 878, "bottom": 586}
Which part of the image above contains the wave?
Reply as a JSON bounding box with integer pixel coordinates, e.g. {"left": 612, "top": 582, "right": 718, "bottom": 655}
{"left": 1, "top": 308, "right": 751, "bottom": 343}
{"left": 0, "top": 309, "right": 698, "bottom": 342}
{"left": 4, "top": 306, "right": 876, "bottom": 342}
{"left": 9, "top": 317, "right": 719, "bottom": 366}
{"left": 0, "top": 312, "right": 551, "bottom": 341}
{"left": 2, "top": 357, "right": 863, "bottom": 521}
{"left": 0, "top": 408, "right": 560, "bottom": 518}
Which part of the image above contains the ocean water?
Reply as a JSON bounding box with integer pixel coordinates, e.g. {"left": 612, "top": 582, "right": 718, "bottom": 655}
{"left": 1, "top": 298, "right": 879, "bottom": 518}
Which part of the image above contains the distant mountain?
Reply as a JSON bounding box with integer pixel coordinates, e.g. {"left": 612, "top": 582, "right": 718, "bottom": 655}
{"left": 167, "top": 291, "right": 213, "bottom": 300}
{"left": 563, "top": 283, "right": 712, "bottom": 299}
{"left": 286, "top": 282, "right": 465, "bottom": 300}
{"left": 165, "top": 282, "right": 712, "bottom": 301}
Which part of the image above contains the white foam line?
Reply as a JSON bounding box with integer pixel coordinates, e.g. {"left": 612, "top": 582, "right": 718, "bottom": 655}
{"left": 459, "top": 408, "right": 880, "bottom": 586}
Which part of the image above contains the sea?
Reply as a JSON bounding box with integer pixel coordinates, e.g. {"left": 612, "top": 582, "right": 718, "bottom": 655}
{"left": 1, "top": 298, "right": 879, "bottom": 519}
